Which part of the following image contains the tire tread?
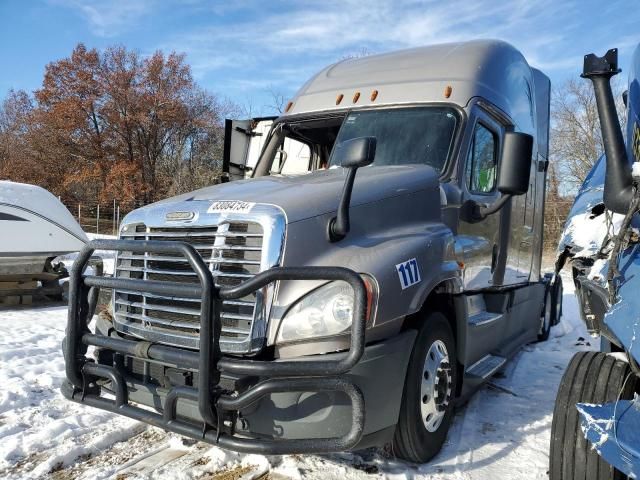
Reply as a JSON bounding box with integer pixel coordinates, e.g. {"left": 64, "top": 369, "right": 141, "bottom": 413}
{"left": 550, "top": 351, "right": 634, "bottom": 480}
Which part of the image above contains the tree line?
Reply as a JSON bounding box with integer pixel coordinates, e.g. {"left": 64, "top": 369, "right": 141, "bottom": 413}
{"left": 0, "top": 44, "right": 238, "bottom": 208}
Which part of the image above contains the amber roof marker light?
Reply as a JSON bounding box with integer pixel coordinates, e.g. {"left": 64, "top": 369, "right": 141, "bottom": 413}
{"left": 336, "top": 93, "right": 344, "bottom": 105}
{"left": 353, "top": 91, "right": 361, "bottom": 103}
{"left": 285, "top": 101, "right": 294, "bottom": 112}
{"left": 370, "top": 89, "right": 379, "bottom": 101}
{"left": 444, "top": 85, "right": 453, "bottom": 98}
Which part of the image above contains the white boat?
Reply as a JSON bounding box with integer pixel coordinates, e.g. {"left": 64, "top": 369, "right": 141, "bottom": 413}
{"left": 0, "top": 181, "right": 88, "bottom": 277}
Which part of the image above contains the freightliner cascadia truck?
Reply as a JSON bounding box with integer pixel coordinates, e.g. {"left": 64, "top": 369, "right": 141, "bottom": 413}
{"left": 62, "top": 39, "right": 560, "bottom": 462}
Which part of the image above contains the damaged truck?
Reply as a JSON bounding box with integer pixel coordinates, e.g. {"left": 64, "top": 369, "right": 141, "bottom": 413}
{"left": 62, "top": 39, "right": 560, "bottom": 462}
{"left": 551, "top": 44, "right": 640, "bottom": 479}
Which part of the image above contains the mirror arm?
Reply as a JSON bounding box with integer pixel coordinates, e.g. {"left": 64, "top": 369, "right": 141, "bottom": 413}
{"left": 328, "top": 167, "right": 358, "bottom": 242}
{"left": 462, "top": 194, "right": 512, "bottom": 223}
{"left": 478, "top": 193, "right": 512, "bottom": 218}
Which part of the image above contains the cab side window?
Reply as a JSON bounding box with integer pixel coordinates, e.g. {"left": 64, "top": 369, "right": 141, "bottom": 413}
{"left": 466, "top": 123, "right": 497, "bottom": 194}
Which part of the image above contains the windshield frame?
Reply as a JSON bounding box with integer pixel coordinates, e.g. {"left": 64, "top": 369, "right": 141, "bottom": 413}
{"left": 253, "top": 102, "right": 467, "bottom": 180}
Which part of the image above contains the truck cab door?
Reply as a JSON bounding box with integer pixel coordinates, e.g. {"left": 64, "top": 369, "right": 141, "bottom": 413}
{"left": 222, "top": 118, "right": 275, "bottom": 182}
{"left": 457, "top": 110, "right": 506, "bottom": 290}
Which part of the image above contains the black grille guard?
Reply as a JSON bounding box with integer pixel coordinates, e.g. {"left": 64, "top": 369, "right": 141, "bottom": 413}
{"left": 62, "top": 239, "right": 367, "bottom": 455}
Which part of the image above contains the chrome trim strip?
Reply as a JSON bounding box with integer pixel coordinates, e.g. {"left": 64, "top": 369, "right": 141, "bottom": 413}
{"left": 121, "top": 231, "right": 263, "bottom": 238}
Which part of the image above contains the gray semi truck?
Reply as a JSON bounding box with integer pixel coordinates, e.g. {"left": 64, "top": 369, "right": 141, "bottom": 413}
{"left": 62, "top": 39, "right": 560, "bottom": 462}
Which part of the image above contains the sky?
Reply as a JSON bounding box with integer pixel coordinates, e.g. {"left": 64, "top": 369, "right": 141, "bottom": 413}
{"left": 0, "top": 0, "right": 638, "bottom": 116}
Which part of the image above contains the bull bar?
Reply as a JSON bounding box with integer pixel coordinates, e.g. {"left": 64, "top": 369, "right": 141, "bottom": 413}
{"left": 61, "top": 239, "right": 367, "bottom": 455}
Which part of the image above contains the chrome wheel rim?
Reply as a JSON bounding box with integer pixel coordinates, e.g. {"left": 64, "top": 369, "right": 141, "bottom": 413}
{"left": 420, "top": 339, "right": 452, "bottom": 432}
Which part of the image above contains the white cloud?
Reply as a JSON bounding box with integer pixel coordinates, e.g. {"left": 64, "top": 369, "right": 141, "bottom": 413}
{"left": 49, "top": 0, "right": 157, "bottom": 37}
{"left": 162, "top": 1, "right": 466, "bottom": 74}
{"left": 162, "top": 0, "right": 582, "bottom": 87}
{"left": 48, "top": 0, "right": 636, "bottom": 107}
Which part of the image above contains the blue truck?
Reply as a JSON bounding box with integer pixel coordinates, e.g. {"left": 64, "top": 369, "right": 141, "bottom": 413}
{"left": 551, "top": 44, "right": 640, "bottom": 479}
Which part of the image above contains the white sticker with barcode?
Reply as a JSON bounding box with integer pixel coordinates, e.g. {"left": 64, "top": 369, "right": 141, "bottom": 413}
{"left": 207, "top": 200, "right": 255, "bottom": 214}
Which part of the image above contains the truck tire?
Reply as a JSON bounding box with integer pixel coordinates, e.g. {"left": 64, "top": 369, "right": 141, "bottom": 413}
{"left": 552, "top": 276, "right": 563, "bottom": 326}
{"left": 549, "top": 351, "right": 635, "bottom": 480}
{"left": 393, "top": 311, "right": 457, "bottom": 463}
{"left": 538, "top": 287, "right": 553, "bottom": 342}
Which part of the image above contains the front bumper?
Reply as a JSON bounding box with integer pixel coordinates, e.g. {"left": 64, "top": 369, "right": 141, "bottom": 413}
{"left": 62, "top": 239, "right": 376, "bottom": 455}
{"left": 93, "top": 315, "right": 415, "bottom": 445}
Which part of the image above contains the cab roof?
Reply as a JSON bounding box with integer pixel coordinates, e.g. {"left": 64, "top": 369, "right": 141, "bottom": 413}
{"left": 285, "top": 39, "right": 548, "bottom": 138}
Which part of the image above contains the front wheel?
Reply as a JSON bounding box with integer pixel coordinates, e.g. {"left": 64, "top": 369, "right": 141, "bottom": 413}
{"left": 550, "top": 351, "right": 635, "bottom": 480}
{"left": 393, "top": 311, "right": 457, "bottom": 463}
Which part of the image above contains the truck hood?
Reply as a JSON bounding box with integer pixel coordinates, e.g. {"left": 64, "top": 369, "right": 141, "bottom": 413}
{"left": 149, "top": 165, "right": 440, "bottom": 224}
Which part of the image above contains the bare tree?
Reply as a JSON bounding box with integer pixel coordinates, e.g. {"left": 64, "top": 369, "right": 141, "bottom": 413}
{"left": 340, "top": 47, "right": 374, "bottom": 61}
{"left": 551, "top": 77, "right": 627, "bottom": 192}
{"left": 266, "top": 85, "right": 287, "bottom": 115}
{"left": 541, "top": 77, "right": 627, "bottom": 251}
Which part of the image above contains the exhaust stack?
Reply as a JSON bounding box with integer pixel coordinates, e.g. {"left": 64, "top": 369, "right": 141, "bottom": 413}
{"left": 582, "top": 48, "right": 633, "bottom": 214}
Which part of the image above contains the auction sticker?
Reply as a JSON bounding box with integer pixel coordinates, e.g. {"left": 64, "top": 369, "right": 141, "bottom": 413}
{"left": 396, "top": 258, "right": 421, "bottom": 290}
{"left": 207, "top": 200, "right": 255, "bottom": 214}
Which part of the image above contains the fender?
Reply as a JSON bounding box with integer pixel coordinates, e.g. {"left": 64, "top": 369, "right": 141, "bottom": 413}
{"left": 269, "top": 186, "right": 464, "bottom": 348}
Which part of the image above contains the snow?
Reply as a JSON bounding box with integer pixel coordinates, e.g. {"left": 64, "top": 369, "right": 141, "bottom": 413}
{"left": 0, "top": 273, "right": 595, "bottom": 479}
{"left": 587, "top": 258, "right": 610, "bottom": 283}
{"left": 559, "top": 211, "right": 623, "bottom": 257}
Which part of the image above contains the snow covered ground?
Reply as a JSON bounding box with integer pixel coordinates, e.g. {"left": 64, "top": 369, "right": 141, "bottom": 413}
{"left": 0, "top": 273, "right": 594, "bottom": 480}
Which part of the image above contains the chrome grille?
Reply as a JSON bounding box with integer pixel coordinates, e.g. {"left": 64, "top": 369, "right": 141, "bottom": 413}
{"left": 113, "top": 222, "right": 265, "bottom": 352}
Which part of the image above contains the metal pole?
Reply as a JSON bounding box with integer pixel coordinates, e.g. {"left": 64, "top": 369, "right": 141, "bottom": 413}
{"left": 116, "top": 206, "right": 120, "bottom": 235}
{"left": 113, "top": 199, "right": 116, "bottom": 236}
{"left": 96, "top": 204, "right": 100, "bottom": 234}
{"left": 78, "top": 204, "right": 81, "bottom": 225}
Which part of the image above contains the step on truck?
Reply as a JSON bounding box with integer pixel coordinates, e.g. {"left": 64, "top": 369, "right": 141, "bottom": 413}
{"left": 550, "top": 44, "right": 640, "bottom": 479}
{"left": 62, "top": 39, "right": 559, "bottom": 462}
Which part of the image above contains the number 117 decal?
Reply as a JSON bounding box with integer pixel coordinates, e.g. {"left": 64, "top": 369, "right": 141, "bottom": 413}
{"left": 396, "top": 258, "right": 421, "bottom": 290}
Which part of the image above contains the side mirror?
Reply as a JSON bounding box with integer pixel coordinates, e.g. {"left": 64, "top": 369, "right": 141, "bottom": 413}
{"left": 497, "top": 131, "right": 533, "bottom": 195}
{"left": 332, "top": 136, "right": 376, "bottom": 169}
{"left": 461, "top": 131, "right": 533, "bottom": 223}
{"left": 328, "top": 136, "right": 376, "bottom": 242}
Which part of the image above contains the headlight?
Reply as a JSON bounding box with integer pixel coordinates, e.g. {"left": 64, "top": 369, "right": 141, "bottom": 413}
{"left": 277, "top": 281, "right": 357, "bottom": 344}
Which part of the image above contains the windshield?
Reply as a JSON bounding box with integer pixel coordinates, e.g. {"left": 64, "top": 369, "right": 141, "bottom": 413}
{"left": 328, "top": 107, "right": 458, "bottom": 172}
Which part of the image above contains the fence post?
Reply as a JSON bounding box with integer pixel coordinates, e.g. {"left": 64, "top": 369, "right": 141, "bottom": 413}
{"left": 96, "top": 204, "right": 100, "bottom": 235}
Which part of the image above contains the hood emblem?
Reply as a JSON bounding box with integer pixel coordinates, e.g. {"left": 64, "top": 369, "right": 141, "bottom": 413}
{"left": 165, "top": 211, "right": 195, "bottom": 221}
